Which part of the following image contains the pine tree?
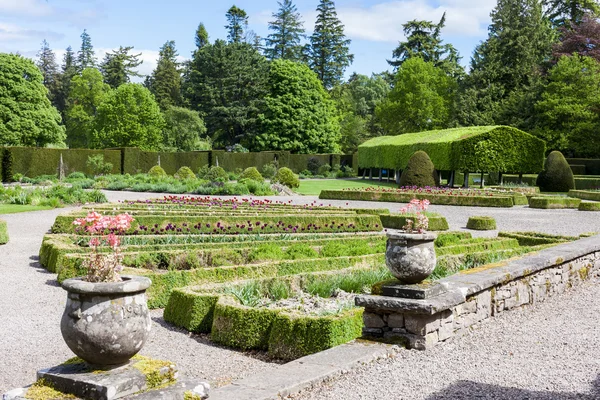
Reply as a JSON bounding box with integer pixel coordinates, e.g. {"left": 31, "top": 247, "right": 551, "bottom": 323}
{"left": 147, "top": 41, "right": 182, "bottom": 110}
{"left": 388, "top": 13, "right": 464, "bottom": 79}
{"left": 225, "top": 6, "right": 248, "bottom": 44}
{"left": 55, "top": 46, "right": 77, "bottom": 118}
{"left": 77, "top": 29, "right": 96, "bottom": 71}
{"left": 457, "top": 0, "right": 556, "bottom": 125}
{"left": 306, "top": 0, "right": 353, "bottom": 88}
{"left": 99, "top": 46, "right": 143, "bottom": 88}
{"left": 195, "top": 23, "right": 210, "bottom": 50}
{"left": 35, "top": 39, "right": 60, "bottom": 107}
{"left": 264, "top": 0, "right": 305, "bottom": 61}
{"left": 543, "top": 0, "right": 600, "bottom": 27}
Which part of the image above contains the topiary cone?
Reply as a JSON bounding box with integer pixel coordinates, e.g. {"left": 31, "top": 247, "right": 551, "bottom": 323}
{"left": 536, "top": 151, "right": 575, "bottom": 192}
{"left": 399, "top": 150, "right": 440, "bottom": 188}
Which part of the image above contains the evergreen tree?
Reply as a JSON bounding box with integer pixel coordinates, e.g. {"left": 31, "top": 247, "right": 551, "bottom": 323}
{"left": 184, "top": 40, "right": 269, "bottom": 147}
{"left": 55, "top": 46, "right": 77, "bottom": 118}
{"left": 388, "top": 13, "right": 464, "bottom": 79}
{"left": 543, "top": 0, "right": 600, "bottom": 27}
{"left": 264, "top": 0, "right": 305, "bottom": 61}
{"left": 225, "top": 5, "right": 248, "bottom": 44}
{"left": 99, "top": 46, "right": 143, "bottom": 88}
{"left": 35, "top": 39, "right": 60, "bottom": 107}
{"left": 147, "top": 41, "right": 182, "bottom": 110}
{"left": 306, "top": 0, "right": 353, "bottom": 88}
{"left": 77, "top": 29, "right": 96, "bottom": 71}
{"left": 195, "top": 23, "right": 210, "bottom": 50}
{"left": 457, "top": 0, "right": 555, "bottom": 126}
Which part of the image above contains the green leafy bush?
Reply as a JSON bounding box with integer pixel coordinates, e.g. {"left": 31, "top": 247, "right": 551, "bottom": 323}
{"left": 148, "top": 165, "right": 167, "bottom": 178}
{"left": 2, "top": 148, "right": 14, "bottom": 183}
{"left": 399, "top": 151, "right": 439, "bottom": 188}
{"left": 86, "top": 155, "right": 113, "bottom": 176}
{"left": 307, "top": 157, "right": 322, "bottom": 175}
{"left": 466, "top": 216, "right": 497, "bottom": 230}
{"left": 174, "top": 166, "right": 196, "bottom": 180}
{"left": 67, "top": 172, "right": 86, "bottom": 180}
{"left": 261, "top": 161, "right": 278, "bottom": 179}
{"left": 578, "top": 202, "right": 600, "bottom": 211}
{"left": 0, "top": 219, "right": 8, "bottom": 245}
{"left": 239, "top": 167, "right": 264, "bottom": 183}
{"left": 536, "top": 151, "right": 575, "bottom": 192}
{"left": 273, "top": 167, "right": 299, "bottom": 189}
{"left": 202, "top": 166, "right": 228, "bottom": 182}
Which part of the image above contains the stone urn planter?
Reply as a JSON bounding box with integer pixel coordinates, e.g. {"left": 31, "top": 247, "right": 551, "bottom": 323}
{"left": 60, "top": 275, "right": 152, "bottom": 366}
{"left": 385, "top": 230, "right": 437, "bottom": 284}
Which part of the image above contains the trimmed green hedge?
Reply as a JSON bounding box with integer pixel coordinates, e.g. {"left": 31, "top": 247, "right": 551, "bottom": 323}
{"left": 288, "top": 154, "right": 332, "bottom": 173}
{"left": 319, "top": 190, "right": 515, "bottom": 207}
{"left": 0, "top": 219, "right": 8, "bottom": 245}
{"left": 498, "top": 231, "right": 578, "bottom": 246}
{"left": 528, "top": 197, "right": 581, "bottom": 209}
{"left": 570, "top": 165, "right": 586, "bottom": 175}
{"left": 435, "top": 238, "right": 519, "bottom": 256}
{"left": 574, "top": 177, "right": 600, "bottom": 190}
{"left": 358, "top": 126, "right": 545, "bottom": 173}
{"left": 578, "top": 202, "right": 600, "bottom": 211}
{"left": 569, "top": 190, "right": 600, "bottom": 201}
{"left": 211, "top": 151, "right": 284, "bottom": 172}
{"left": 380, "top": 214, "right": 449, "bottom": 231}
{"left": 566, "top": 158, "right": 600, "bottom": 175}
{"left": 466, "top": 216, "right": 497, "bottom": 230}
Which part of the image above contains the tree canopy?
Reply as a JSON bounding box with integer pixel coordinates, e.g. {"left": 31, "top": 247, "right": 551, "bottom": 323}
{"left": 0, "top": 53, "right": 65, "bottom": 147}
{"left": 162, "top": 106, "right": 208, "bottom": 152}
{"left": 100, "top": 46, "right": 143, "bottom": 88}
{"left": 147, "top": 41, "right": 182, "bottom": 110}
{"left": 225, "top": 6, "right": 248, "bottom": 44}
{"left": 264, "top": 0, "right": 305, "bottom": 61}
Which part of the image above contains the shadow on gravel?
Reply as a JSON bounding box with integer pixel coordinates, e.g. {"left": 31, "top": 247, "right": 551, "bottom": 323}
{"left": 28, "top": 255, "right": 61, "bottom": 287}
{"left": 426, "top": 375, "right": 600, "bottom": 399}
{"left": 150, "top": 315, "right": 284, "bottom": 365}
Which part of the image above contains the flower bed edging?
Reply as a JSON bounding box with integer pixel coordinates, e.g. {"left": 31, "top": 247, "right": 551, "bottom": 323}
{"left": 357, "top": 235, "right": 600, "bottom": 350}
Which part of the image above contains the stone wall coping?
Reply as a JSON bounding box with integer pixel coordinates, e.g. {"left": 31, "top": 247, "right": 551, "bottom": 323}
{"left": 356, "top": 234, "right": 600, "bottom": 315}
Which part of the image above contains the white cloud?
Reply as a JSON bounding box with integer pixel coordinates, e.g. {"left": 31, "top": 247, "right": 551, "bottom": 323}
{"left": 0, "top": 0, "right": 53, "bottom": 17}
{"left": 0, "top": 23, "right": 64, "bottom": 42}
{"left": 257, "top": 0, "right": 496, "bottom": 43}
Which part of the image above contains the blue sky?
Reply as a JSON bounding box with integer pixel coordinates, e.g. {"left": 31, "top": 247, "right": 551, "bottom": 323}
{"left": 0, "top": 0, "right": 497, "bottom": 78}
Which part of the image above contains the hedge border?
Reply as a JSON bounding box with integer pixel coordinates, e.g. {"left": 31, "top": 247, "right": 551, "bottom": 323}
{"left": 528, "top": 197, "right": 581, "bottom": 209}
{"left": 466, "top": 216, "right": 497, "bottom": 231}
{"left": 379, "top": 214, "right": 449, "bottom": 231}
{"left": 578, "top": 202, "right": 600, "bottom": 211}
{"left": 569, "top": 190, "right": 600, "bottom": 202}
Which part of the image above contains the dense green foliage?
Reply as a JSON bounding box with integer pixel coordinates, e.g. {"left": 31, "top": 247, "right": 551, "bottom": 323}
{"left": 0, "top": 54, "right": 65, "bottom": 147}
{"left": 99, "top": 46, "right": 142, "bottom": 88}
{"left": 399, "top": 151, "right": 439, "bottom": 187}
{"left": 0, "top": 219, "right": 8, "bottom": 244}
{"left": 377, "top": 58, "right": 457, "bottom": 135}
{"left": 265, "top": 0, "right": 305, "bottom": 61}
{"left": 148, "top": 165, "right": 167, "bottom": 177}
{"left": 536, "top": 150, "right": 576, "bottom": 192}
{"left": 273, "top": 167, "right": 300, "bottom": 188}
{"left": 161, "top": 106, "right": 208, "bottom": 152}
{"left": 174, "top": 166, "right": 196, "bottom": 180}
{"left": 36, "top": 40, "right": 61, "bottom": 109}
{"left": 528, "top": 196, "right": 581, "bottom": 208}
{"left": 466, "top": 216, "right": 497, "bottom": 230}
{"left": 251, "top": 60, "right": 340, "bottom": 153}
{"left": 146, "top": 41, "right": 182, "bottom": 110}
{"left": 76, "top": 29, "right": 96, "bottom": 71}
{"left": 91, "top": 84, "right": 164, "bottom": 150}
{"left": 306, "top": 0, "right": 353, "bottom": 88}
{"left": 358, "top": 126, "right": 545, "bottom": 173}
{"left": 239, "top": 167, "right": 264, "bottom": 182}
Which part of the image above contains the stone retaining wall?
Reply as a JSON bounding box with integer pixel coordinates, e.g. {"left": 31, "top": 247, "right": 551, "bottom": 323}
{"left": 357, "top": 236, "right": 600, "bottom": 350}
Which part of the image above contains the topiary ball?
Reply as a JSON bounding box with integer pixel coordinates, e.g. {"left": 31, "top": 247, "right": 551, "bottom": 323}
{"left": 273, "top": 167, "right": 300, "bottom": 189}
{"left": 205, "top": 166, "right": 229, "bottom": 182}
{"left": 174, "top": 166, "right": 196, "bottom": 180}
{"left": 466, "top": 216, "right": 497, "bottom": 230}
{"left": 536, "top": 151, "right": 575, "bottom": 192}
{"left": 148, "top": 165, "right": 167, "bottom": 177}
{"left": 239, "top": 167, "right": 264, "bottom": 183}
{"left": 399, "top": 151, "right": 440, "bottom": 188}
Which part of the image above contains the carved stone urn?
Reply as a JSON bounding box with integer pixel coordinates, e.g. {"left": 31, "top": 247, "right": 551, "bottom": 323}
{"left": 60, "top": 275, "right": 152, "bottom": 366}
{"left": 385, "top": 231, "right": 437, "bottom": 284}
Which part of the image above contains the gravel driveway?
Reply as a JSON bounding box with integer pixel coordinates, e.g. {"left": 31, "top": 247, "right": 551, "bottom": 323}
{"left": 0, "top": 190, "right": 598, "bottom": 395}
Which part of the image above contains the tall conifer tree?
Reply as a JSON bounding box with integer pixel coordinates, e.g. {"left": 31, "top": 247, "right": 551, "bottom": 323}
{"left": 195, "top": 23, "right": 210, "bottom": 50}
{"left": 147, "top": 41, "right": 182, "bottom": 110}
{"left": 100, "top": 46, "right": 143, "bottom": 88}
{"left": 35, "top": 39, "right": 60, "bottom": 107}
{"left": 77, "top": 29, "right": 96, "bottom": 71}
{"left": 265, "top": 0, "right": 305, "bottom": 61}
{"left": 225, "top": 6, "right": 248, "bottom": 44}
{"left": 55, "top": 46, "right": 77, "bottom": 118}
{"left": 306, "top": 0, "right": 353, "bottom": 88}
{"left": 543, "top": 0, "right": 600, "bottom": 27}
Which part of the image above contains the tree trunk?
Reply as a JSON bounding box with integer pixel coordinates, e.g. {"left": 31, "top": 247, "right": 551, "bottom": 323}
{"left": 463, "top": 172, "right": 470, "bottom": 188}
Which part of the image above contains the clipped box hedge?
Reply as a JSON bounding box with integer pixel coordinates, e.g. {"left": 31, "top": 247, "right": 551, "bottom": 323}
{"left": 528, "top": 197, "right": 581, "bottom": 209}
{"left": 319, "top": 190, "right": 515, "bottom": 208}
{"left": 358, "top": 126, "right": 545, "bottom": 174}
{"left": 569, "top": 190, "right": 600, "bottom": 201}
{"left": 574, "top": 177, "right": 600, "bottom": 190}
{"left": 578, "top": 202, "right": 600, "bottom": 211}
{"left": 466, "top": 216, "right": 497, "bottom": 231}
{"left": 497, "top": 231, "right": 579, "bottom": 246}
{"left": 380, "top": 214, "right": 449, "bottom": 231}
{"left": 435, "top": 238, "right": 519, "bottom": 256}
{"left": 0, "top": 219, "right": 8, "bottom": 245}
{"left": 566, "top": 158, "right": 600, "bottom": 175}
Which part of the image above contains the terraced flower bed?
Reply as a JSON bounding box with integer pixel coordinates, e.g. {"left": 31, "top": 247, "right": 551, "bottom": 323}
{"left": 319, "top": 187, "right": 525, "bottom": 207}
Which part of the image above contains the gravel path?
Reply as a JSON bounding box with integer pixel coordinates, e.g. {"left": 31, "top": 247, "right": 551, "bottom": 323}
{"left": 292, "top": 277, "right": 600, "bottom": 400}
{"left": 0, "top": 190, "right": 598, "bottom": 395}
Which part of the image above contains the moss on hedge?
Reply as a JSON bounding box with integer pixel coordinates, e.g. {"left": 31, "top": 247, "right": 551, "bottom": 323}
{"left": 319, "top": 190, "right": 515, "bottom": 208}
{"left": 398, "top": 151, "right": 439, "bottom": 188}
{"left": 497, "top": 231, "right": 577, "bottom": 246}
{"left": 578, "top": 202, "right": 600, "bottom": 211}
{"left": 569, "top": 190, "right": 600, "bottom": 201}
{"left": 536, "top": 151, "right": 575, "bottom": 192}
{"left": 267, "top": 308, "right": 363, "bottom": 361}
{"left": 466, "top": 216, "right": 497, "bottom": 231}
{"left": 0, "top": 219, "right": 8, "bottom": 245}
{"left": 528, "top": 196, "right": 581, "bottom": 209}
{"left": 380, "top": 214, "right": 449, "bottom": 231}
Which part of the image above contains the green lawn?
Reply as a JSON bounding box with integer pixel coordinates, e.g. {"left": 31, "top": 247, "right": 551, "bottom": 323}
{"left": 0, "top": 204, "right": 54, "bottom": 214}
{"left": 295, "top": 179, "right": 397, "bottom": 196}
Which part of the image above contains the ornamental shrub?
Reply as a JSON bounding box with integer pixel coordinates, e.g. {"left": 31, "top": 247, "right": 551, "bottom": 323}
{"left": 262, "top": 161, "right": 278, "bottom": 179}
{"left": 174, "top": 166, "right": 196, "bottom": 180}
{"left": 239, "top": 167, "right": 264, "bottom": 183}
{"left": 273, "top": 167, "right": 300, "bottom": 189}
{"left": 307, "top": 157, "right": 322, "bottom": 175}
{"left": 536, "top": 151, "right": 575, "bottom": 192}
{"left": 148, "top": 165, "right": 167, "bottom": 178}
{"left": 399, "top": 151, "right": 439, "bottom": 188}
{"left": 86, "top": 155, "right": 113, "bottom": 176}
{"left": 204, "top": 166, "right": 228, "bottom": 182}
{"left": 466, "top": 216, "right": 497, "bottom": 230}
